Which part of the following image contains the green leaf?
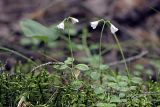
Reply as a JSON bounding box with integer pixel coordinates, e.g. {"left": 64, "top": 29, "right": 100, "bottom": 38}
{"left": 131, "top": 77, "right": 142, "bottom": 84}
{"left": 117, "top": 75, "right": 129, "bottom": 81}
{"left": 59, "top": 64, "right": 68, "bottom": 70}
{"left": 121, "top": 99, "right": 127, "bottom": 102}
{"left": 100, "top": 64, "right": 109, "bottom": 70}
{"left": 71, "top": 80, "right": 83, "bottom": 89}
{"left": 96, "top": 103, "right": 116, "bottom": 107}
{"left": 94, "top": 87, "right": 105, "bottom": 95}
{"left": 110, "top": 95, "right": 121, "bottom": 103}
{"left": 107, "top": 76, "right": 116, "bottom": 82}
{"left": 75, "top": 64, "right": 89, "bottom": 71}
{"left": 90, "top": 72, "right": 100, "bottom": 80}
{"left": 20, "top": 19, "right": 60, "bottom": 41}
{"left": 119, "top": 87, "right": 129, "bottom": 92}
{"left": 119, "top": 93, "right": 125, "bottom": 98}
{"left": 130, "top": 86, "right": 137, "bottom": 90}
{"left": 118, "top": 81, "right": 128, "bottom": 87}
{"left": 98, "top": 94, "right": 106, "bottom": 100}
{"left": 84, "top": 55, "right": 99, "bottom": 67}
{"left": 64, "top": 57, "right": 74, "bottom": 65}
{"left": 108, "top": 82, "right": 119, "bottom": 90}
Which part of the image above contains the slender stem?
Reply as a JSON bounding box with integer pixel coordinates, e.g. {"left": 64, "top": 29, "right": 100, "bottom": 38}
{"left": 82, "top": 29, "right": 92, "bottom": 57}
{"left": 99, "top": 21, "right": 106, "bottom": 69}
{"left": 113, "top": 34, "right": 129, "bottom": 75}
{"left": 67, "top": 19, "right": 74, "bottom": 70}
{"left": 66, "top": 18, "right": 75, "bottom": 80}
{"left": 0, "top": 74, "right": 2, "bottom": 104}
{"left": 99, "top": 21, "right": 106, "bottom": 85}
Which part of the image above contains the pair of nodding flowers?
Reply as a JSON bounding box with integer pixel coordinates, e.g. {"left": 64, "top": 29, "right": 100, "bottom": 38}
{"left": 57, "top": 17, "right": 118, "bottom": 34}
{"left": 57, "top": 17, "right": 79, "bottom": 30}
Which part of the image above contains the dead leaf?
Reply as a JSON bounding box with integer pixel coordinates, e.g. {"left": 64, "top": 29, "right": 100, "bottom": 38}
{"left": 74, "top": 70, "right": 81, "bottom": 79}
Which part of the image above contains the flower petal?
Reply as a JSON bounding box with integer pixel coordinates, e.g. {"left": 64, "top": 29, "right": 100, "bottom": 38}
{"left": 110, "top": 24, "right": 118, "bottom": 34}
{"left": 70, "top": 17, "right": 79, "bottom": 24}
{"left": 57, "top": 21, "right": 64, "bottom": 30}
{"left": 90, "top": 21, "right": 99, "bottom": 29}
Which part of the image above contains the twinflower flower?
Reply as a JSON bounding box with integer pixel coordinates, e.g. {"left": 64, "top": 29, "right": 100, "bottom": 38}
{"left": 57, "top": 21, "right": 65, "bottom": 30}
{"left": 70, "top": 17, "right": 79, "bottom": 24}
{"left": 90, "top": 20, "right": 100, "bottom": 29}
{"left": 57, "top": 17, "right": 79, "bottom": 30}
{"left": 110, "top": 23, "right": 118, "bottom": 34}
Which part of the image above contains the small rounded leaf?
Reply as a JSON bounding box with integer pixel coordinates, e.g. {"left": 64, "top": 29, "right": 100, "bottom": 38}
{"left": 110, "top": 95, "right": 121, "bottom": 103}
{"left": 90, "top": 72, "right": 100, "bottom": 80}
{"left": 94, "top": 87, "right": 105, "bottom": 95}
{"left": 96, "top": 103, "right": 116, "bottom": 107}
{"left": 75, "top": 64, "right": 89, "bottom": 71}
{"left": 64, "top": 57, "right": 74, "bottom": 65}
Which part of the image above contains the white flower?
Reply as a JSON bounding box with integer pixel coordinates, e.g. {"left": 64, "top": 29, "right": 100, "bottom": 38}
{"left": 57, "top": 21, "right": 64, "bottom": 30}
{"left": 110, "top": 23, "right": 118, "bottom": 34}
{"left": 90, "top": 21, "right": 100, "bottom": 29}
{"left": 70, "top": 17, "right": 79, "bottom": 24}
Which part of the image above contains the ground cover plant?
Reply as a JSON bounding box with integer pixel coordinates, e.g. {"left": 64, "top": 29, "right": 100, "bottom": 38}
{"left": 0, "top": 16, "right": 160, "bottom": 107}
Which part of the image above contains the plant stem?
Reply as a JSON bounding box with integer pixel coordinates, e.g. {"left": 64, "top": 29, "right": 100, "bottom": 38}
{"left": 113, "top": 34, "right": 129, "bottom": 76}
{"left": 99, "top": 20, "right": 106, "bottom": 84}
{"left": 66, "top": 19, "right": 74, "bottom": 77}
{"left": 99, "top": 21, "right": 106, "bottom": 69}
{"left": 0, "top": 74, "right": 2, "bottom": 104}
{"left": 82, "top": 29, "right": 92, "bottom": 58}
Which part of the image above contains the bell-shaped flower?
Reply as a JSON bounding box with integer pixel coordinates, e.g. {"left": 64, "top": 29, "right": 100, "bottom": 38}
{"left": 110, "top": 23, "right": 118, "bottom": 34}
{"left": 57, "top": 21, "right": 65, "bottom": 30}
{"left": 90, "top": 21, "right": 100, "bottom": 29}
{"left": 70, "top": 17, "right": 79, "bottom": 24}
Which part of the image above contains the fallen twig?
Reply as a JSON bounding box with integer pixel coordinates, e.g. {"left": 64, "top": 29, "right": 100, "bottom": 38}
{"left": 107, "top": 50, "right": 148, "bottom": 67}
{"left": 31, "top": 51, "right": 148, "bottom": 72}
{"left": 31, "top": 62, "right": 63, "bottom": 72}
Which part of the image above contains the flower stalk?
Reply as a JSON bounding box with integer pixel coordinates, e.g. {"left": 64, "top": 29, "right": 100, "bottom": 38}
{"left": 113, "top": 33, "right": 129, "bottom": 75}
{"left": 90, "top": 19, "right": 129, "bottom": 76}
{"left": 99, "top": 20, "right": 106, "bottom": 69}
{"left": 57, "top": 17, "right": 79, "bottom": 70}
{"left": 66, "top": 18, "right": 74, "bottom": 69}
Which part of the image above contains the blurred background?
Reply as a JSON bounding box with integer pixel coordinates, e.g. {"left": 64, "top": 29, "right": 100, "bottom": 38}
{"left": 0, "top": 0, "right": 160, "bottom": 78}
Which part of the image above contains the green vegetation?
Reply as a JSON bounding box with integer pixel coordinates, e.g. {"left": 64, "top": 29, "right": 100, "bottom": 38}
{"left": 1, "top": 60, "right": 160, "bottom": 107}
{"left": 0, "top": 18, "right": 160, "bottom": 107}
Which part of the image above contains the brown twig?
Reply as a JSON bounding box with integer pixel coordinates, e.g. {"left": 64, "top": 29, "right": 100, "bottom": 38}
{"left": 31, "top": 51, "right": 148, "bottom": 72}
{"left": 31, "top": 62, "right": 63, "bottom": 72}
{"left": 107, "top": 50, "right": 148, "bottom": 67}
